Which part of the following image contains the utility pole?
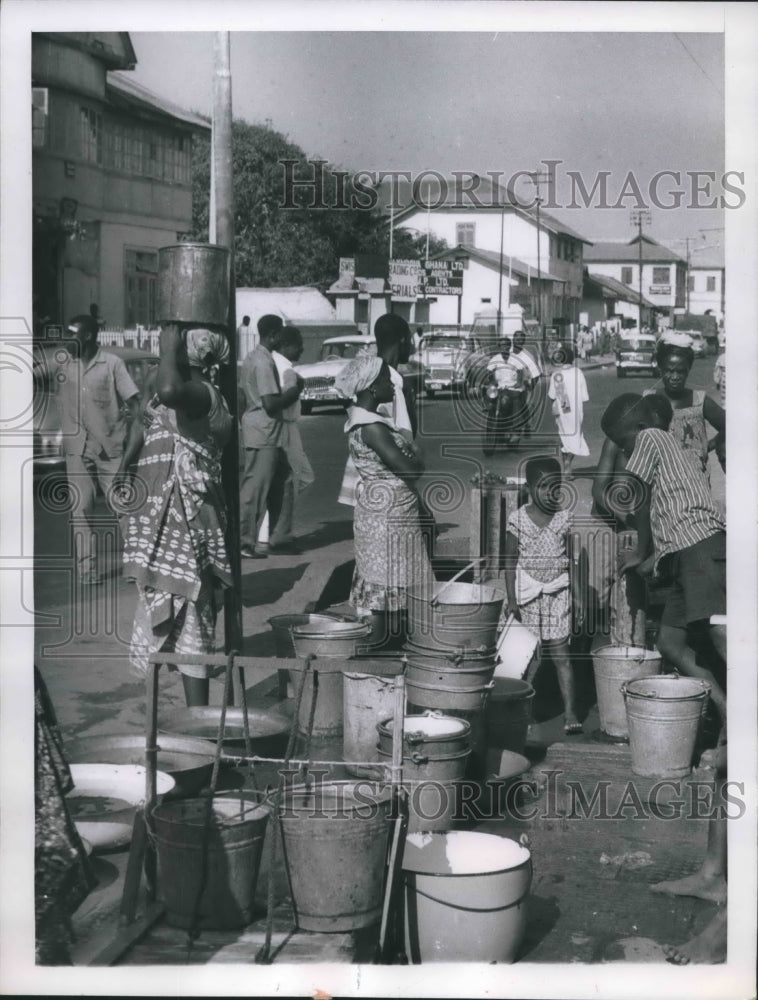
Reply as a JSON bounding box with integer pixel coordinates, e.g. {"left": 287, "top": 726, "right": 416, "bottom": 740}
{"left": 212, "top": 31, "right": 242, "bottom": 655}
{"left": 497, "top": 202, "right": 505, "bottom": 337}
{"left": 529, "top": 171, "right": 551, "bottom": 339}
{"left": 630, "top": 209, "right": 651, "bottom": 329}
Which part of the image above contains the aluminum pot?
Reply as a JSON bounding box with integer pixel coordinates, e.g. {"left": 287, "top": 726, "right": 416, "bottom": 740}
{"left": 376, "top": 712, "right": 471, "bottom": 758}
{"left": 291, "top": 620, "right": 372, "bottom": 659}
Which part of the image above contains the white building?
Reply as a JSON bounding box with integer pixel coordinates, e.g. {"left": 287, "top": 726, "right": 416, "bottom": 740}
{"left": 392, "top": 176, "right": 590, "bottom": 332}
{"left": 687, "top": 248, "right": 725, "bottom": 322}
{"left": 583, "top": 235, "right": 686, "bottom": 325}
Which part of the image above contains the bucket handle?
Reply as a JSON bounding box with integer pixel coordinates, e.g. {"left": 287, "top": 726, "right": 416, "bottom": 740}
{"left": 431, "top": 557, "right": 488, "bottom": 606}
{"left": 621, "top": 672, "right": 686, "bottom": 700}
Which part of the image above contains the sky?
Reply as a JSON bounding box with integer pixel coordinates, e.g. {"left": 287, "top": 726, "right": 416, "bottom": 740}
{"left": 129, "top": 29, "right": 727, "bottom": 251}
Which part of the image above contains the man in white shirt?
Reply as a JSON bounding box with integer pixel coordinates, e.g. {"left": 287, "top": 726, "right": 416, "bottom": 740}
{"left": 263, "top": 326, "right": 313, "bottom": 553}
{"left": 508, "top": 329, "right": 543, "bottom": 436}
{"left": 486, "top": 336, "right": 520, "bottom": 390}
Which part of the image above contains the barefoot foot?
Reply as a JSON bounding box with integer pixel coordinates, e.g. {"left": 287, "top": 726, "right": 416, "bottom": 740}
{"left": 664, "top": 909, "right": 727, "bottom": 965}
{"left": 650, "top": 870, "right": 727, "bottom": 904}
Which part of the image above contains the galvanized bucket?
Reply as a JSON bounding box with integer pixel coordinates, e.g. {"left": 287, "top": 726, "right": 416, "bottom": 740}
{"left": 342, "top": 660, "right": 405, "bottom": 778}
{"left": 157, "top": 243, "right": 231, "bottom": 326}
{"left": 406, "top": 581, "right": 504, "bottom": 653}
{"left": 278, "top": 781, "right": 392, "bottom": 932}
{"left": 593, "top": 644, "right": 662, "bottom": 739}
{"left": 622, "top": 674, "right": 711, "bottom": 778}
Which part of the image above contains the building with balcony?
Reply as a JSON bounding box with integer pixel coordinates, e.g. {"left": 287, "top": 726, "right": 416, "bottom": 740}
{"left": 32, "top": 32, "right": 210, "bottom": 333}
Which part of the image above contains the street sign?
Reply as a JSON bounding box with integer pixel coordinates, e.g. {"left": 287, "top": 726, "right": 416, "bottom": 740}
{"left": 422, "top": 259, "right": 464, "bottom": 295}
{"left": 389, "top": 258, "right": 424, "bottom": 297}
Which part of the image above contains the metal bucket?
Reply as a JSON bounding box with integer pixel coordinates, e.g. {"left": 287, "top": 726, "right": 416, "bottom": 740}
{"left": 157, "top": 243, "right": 231, "bottom": 326}
{"left": 405, "top": 655, "right": 496, "bottom": 691}
{"left": 495, "top": 616, "right": 541, "bottom": 680}
{"left": 402, "top": 831, "right": 532, "bottom": 963}
{"left": 485, "top": 678, "right": 536, "bottom": 756}
{"left": 376, "top": 746, "right": 470, "bottom": 783}
{"left": 268, "top": 613, "right": 353, "bottom": 658}
{"left": 593, "top": 645, "right": 662, "bottom": 739}
{"left": 377, "top": 713, "right": 471, "bottom": 758}
{"left": 623, "top": 674, "right": 711, "bottom": 778}
{"left": 288, "top": 659, "right": 350, "bottom": 739}
{"left": 403, "top": 641, "right": 496, "bottom": 668}
{"left": 406, "top": 672, "right": 494, "bottom": 714}
{"left": 407, "top": 581, "right": 505, "bottom": 653}
{"left": 402, "top": 779, "right": 464, "bottom": 834}
{"left": 151, "top": 791, "right": 269, "bottom": 930}
{"left": 278, "top": 781, "right": 392, "bottom": 932}
{"left": 343, "top": 660, "right": 405, "bottom": 778}
{"left": 291, "top": 620, "right": 372, "bottom": 659}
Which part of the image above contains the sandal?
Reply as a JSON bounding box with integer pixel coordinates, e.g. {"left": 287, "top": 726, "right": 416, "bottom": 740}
{"left": 564, "top": 721, "right": 583, "bottom": 736}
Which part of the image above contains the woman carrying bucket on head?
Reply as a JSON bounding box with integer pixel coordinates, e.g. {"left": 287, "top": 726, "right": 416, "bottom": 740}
{"left": 335, "top": 355, "right": 433, "bottom": 648}
{"left": 503, "top": 456, "right": 585, "bottom": 735}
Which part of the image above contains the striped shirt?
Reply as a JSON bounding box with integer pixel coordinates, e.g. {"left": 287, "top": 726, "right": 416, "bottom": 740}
{"left": 625, "top": 427, "right": 725, "bottom": 565}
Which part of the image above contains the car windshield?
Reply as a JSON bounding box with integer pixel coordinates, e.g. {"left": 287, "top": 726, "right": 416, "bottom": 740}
{"left": 422, "top": 337, "right": 465, "bottom": 350}
{"left": 619, "top": 338, "right": 654, "bottom": 351}
{"left": 320, "top": 341, "right": 375, "bottom": 361}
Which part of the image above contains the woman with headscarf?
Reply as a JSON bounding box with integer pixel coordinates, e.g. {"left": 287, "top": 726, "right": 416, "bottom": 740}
{"left": 122, "top": 324, "right": 233, "bottom": 707}
{"left": 335, "top": 355, "right": 433, "bottom": 646}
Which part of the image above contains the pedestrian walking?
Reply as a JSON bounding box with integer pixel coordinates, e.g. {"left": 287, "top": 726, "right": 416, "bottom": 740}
{"left": 123, "top": 325, "right": 233, "bottom": 708}
{"left": 601, "top": 393, "right": 727, "bottom": 733}
{"left": 335, "top": 354, "right": 432, "bottom": 649}
{"left": 548, "top": 343, "right": 589, "bottom": 479}
{"left": 34, "top": 314, "right": 143, "bottom": 585}
{"left": 239, "top": 314, "right": 302, "bottom": 558}
{"left": 503, "top": 456, "right": 585, "bottom": 735}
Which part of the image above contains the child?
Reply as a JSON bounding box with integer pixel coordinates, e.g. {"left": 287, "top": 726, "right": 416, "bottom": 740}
{"left": 600, "top": 393, "right": 727, "bottom": 732}
{"left": 504, "top": 456, "right": 584, "bottom": 734}
{"left": 548, "top": 343, "right": 589, "bottom": 480}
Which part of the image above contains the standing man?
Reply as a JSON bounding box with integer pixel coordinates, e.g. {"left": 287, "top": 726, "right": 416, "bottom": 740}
{"left": 266, "top": 326, "right": 314, "bottom": 552}
{"left": 239, "top": 314, "right": 303, "bottom": 559}
{"left": 338, "top": 313, "right": 417, "bottom": 507}
{"left": 38, "top": 314, "right": 143, "bottom": 585}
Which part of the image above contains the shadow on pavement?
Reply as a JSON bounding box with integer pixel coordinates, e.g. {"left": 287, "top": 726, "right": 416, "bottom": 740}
{"left": 240, "top": 563, "right": 308, "bottom": 608}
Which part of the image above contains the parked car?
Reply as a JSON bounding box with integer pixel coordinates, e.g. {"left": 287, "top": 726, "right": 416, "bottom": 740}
{"left": 615, "top": 333, "right": 658, "bottom": 378}
{"left": 294, "top": 335, "right": 424, "bottom": 414}
{"left": 410, "top": 332, "right": 477, "bottom": 398}
{"left": 293, "top": 335, "right": 374, "bottom": 414}
{"left": 33, "top": 344, "right": 160, "bottom": 476}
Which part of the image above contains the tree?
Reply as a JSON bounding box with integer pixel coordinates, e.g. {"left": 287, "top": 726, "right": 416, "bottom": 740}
{"left": 189, "top": 119, "right": 447, "bottom": 288}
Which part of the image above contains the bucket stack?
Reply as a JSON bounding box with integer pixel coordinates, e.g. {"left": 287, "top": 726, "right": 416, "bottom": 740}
{"left": 401, "top": 577, "right": 506, "bottom": 825}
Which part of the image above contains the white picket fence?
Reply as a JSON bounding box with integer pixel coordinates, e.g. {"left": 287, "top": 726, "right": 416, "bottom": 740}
{"left": 99, "top": 326, "right": 161, "bottom": 353}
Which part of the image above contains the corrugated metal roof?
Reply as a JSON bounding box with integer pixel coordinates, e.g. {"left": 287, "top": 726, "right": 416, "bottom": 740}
{"left": 586, "top": 271, "right": 655, "bottom": 307}
{"left": 433, "top": 245, "right": 565, "bottom": 283}
{"left": 584, "top": 240, "right": 684, "bottom": 263}
{"left": 107, "top": 72, "right": 211, "bottom": 131}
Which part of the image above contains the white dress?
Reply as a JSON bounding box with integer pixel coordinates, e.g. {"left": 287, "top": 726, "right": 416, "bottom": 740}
{"left": 548, "top": 364, "right": 589, "bottom": 456}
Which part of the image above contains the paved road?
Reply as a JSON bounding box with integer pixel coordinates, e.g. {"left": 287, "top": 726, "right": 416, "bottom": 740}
{"left": 33, "top": 357, "right": 723, "bottom": 585}
{"left": 293, "top": 356, "right": 724, "bottom": 541}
